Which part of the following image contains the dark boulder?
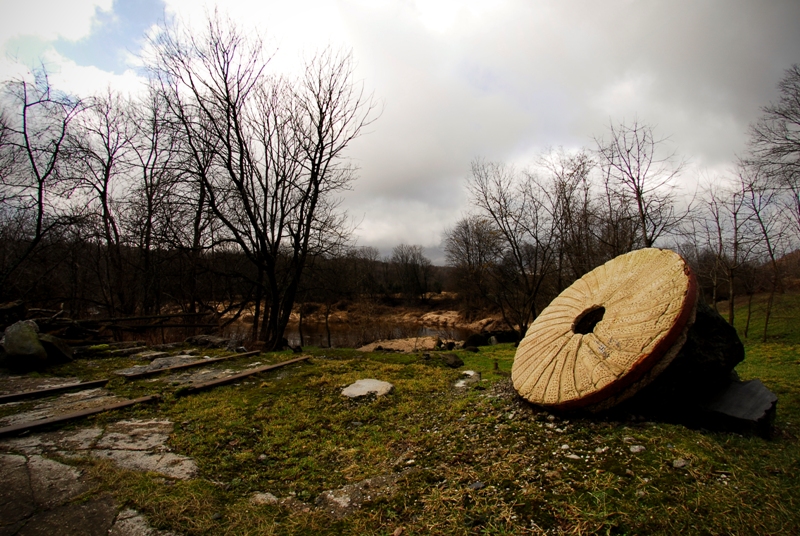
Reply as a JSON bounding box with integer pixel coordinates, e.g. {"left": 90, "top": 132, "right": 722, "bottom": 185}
{"left": 38, "top": 333, "right": 74, "bottom": 363}
{"left": 441, "top": 353, "right": 464, "bottom": 368}
{"left": 184, "top": 334, "right": 230, "bottom": 348}
{"left": 2, "top": 320, "right": 47, "bottom": 369}
{"left": 463, "top": 333, "right": 488, "bottom": 348}
{"left": 627, "top": 300, "right": 745, "bottom": 412}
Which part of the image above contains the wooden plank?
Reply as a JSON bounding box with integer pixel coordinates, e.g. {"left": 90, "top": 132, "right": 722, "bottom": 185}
{"left": 0, "top": 395, "right": 160, "bottom": 438}
{"left": 118, "top": 350, "right": 262, "bottom": 379}
{"left": 0, "top": 379, "right": 110, "bottom": 404}
{"left": 176, "top": 356, "right": 310, "bottom": 397}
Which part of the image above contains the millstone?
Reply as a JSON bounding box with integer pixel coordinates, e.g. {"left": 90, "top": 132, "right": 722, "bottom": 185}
{"left": 512, "top": 248, "right": 698, "bottom": 411}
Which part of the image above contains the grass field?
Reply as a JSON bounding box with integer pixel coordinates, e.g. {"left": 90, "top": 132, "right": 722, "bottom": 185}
{"left": 39, "top": 292, "right": 800, "bottom": 534}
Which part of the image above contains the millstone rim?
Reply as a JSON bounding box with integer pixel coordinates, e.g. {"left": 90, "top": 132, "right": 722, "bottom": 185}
{"left": 511, "top": 248, "right": 698, "bottom": 410}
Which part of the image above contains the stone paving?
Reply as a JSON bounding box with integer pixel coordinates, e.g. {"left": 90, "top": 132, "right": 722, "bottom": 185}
{"left": 0, "top": 418, "right": 191, "bottom": 535}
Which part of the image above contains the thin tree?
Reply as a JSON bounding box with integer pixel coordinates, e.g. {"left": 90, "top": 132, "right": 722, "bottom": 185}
{"left": 147, "top": 13, "right": 375, "bottom": 348}
{"left": 595, "top": 118, "right": 686, "bottom": 248}
{"left": 0, "top": 69, "right": 84, "bottom": 298}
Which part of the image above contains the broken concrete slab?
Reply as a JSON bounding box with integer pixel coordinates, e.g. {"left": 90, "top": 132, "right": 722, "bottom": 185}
{"left": 90, "top": 449, "right": 197, "bottom": 480}
{"left": 96, "top": 420, "right": 173, "bottom": 451}
{"left": 0, "top": 419, "right": 197, "bottom": 481}
{"left": 0, "top": 451, "right": 172, "bottom": 536}
{"left": 342, "top": 379, "right": 394, "bottom": 398}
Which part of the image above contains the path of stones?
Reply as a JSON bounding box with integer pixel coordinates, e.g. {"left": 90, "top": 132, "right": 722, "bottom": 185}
{"left": 1, "top": 351, "right": 475, "bottom": 534}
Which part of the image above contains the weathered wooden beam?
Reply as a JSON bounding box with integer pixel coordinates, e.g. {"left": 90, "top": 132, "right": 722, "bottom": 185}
{"left": 105, "top": 323, "right": 219, "bottom": 330}
{"left": 78, "top": 312, "right": 211, "bottom": 324}
{"left": 175, "top": 356, "right": 310, "bottom": 397}
{"left": 0, "top": 379, "right": 110, "bottom": 404}
{"left": 0, "top": 395, "right": 160, "bottom": 438}
{"left": 118, "top": 351, "right": 262, "bottom": 379}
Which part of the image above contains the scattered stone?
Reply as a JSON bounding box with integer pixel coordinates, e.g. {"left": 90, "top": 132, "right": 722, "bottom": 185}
{"left": 184, "top": 334, "right": 229, "bottom": 348}
{"left": 315, "top": 471, "right": 414, "bottom": 518}
{"left": 109, "top": 508, "right": 178, "bottom": 536}
{"left": 565, "top": 453, "right": 581, "bottom": 460}
{"left": 441, "top": 353, "right": 464, "bottom": 368}
{"left": 630, "top": 445, "right": 646, "bottom": 453}
{"left": 455, "top": 370, "right": 481, "bottom": 389}
{"left": 129, "top": 351, "right": 169, "bottom": 361}
{"left": 672, "top": 458, "right": 688, "bottom": 468}
{"left": 468, "top": 481, "right": 484, "bottom": 490}
{"left": 250, "top": 492, "right": 280, "bottom": 505}
{"left": 595, "top": 446, "right": 609, "bottom": 453}
{"left": 341, "top": 379, "right": 394, "bottom": 398}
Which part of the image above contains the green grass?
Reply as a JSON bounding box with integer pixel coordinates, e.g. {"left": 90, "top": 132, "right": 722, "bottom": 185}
{"left": 5, "top": 294, "right": 800, "bottom": 534}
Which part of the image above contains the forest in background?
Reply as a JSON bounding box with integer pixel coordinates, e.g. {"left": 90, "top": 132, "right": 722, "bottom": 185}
{"left": 1, "top": 13, "right": 798, "bottom": 346}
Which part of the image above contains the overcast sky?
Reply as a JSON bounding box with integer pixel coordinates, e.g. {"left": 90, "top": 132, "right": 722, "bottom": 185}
{"left": 1, "top": 0, "right": 799, "bottom": 263}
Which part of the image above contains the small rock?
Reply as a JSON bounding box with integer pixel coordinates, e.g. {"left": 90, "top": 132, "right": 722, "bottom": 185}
{"left": 560, "top": 444, "right": 570, "bottom": 450}
{"left": 595, "top": 446, "right": 609, "bottom": 454}
{"left": 341, "top": 379, "right": 394, "bottom": 398}
{"left": 565, "top": 454, "right": 581, "bottom": 460}
{"left": 250, "top": 492, "right": 280, "bottom": 505}
{"left": 630, "top": 445, "right": 646, "bottom": 454}
{"left": 468, "top": 481, "right": 484, "bottom": 490}
{"left": 672, "top": 458, "right": 689, "bottom": 468}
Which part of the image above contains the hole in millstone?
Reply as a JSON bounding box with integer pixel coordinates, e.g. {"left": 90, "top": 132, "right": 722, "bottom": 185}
{"left": 572, "top": 306, "right": 605, "bottom": 335}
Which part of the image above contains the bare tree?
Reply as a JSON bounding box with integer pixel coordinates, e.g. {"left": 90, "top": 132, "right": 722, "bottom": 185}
{"left": 147, "top": 13, "right": 376, "bottom": 348}
{"left": 443, "top": 215, "right": 501, "bottom": 313}
{"left": 391, "top": 244, "right": 433, "bottom": 302}
{"left": 467, "top": 159, "right": 557, "bottom": 335}
{"left": 740, "top": 165, "right": 789, "bottom": 342}
{"left": 0, "top": 69, "right": 84, "bottom": 297}
{"left": 699, "top": 176, "right": 756, "bottom": 325}
{"left": 595, "top": 118, "right": 686, "bottom": 247}
{"left": 68, "top": 88, "right": 137, "bottom": 314}
{"left": 748, "top": 64, "right": 800, "bottom": 240}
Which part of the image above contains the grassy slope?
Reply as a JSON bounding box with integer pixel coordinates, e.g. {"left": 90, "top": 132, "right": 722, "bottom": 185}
{"left": 36, "top": 293, "right": 800, "bottom": 535}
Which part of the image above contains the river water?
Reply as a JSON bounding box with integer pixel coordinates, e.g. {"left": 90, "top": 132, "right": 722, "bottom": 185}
{"left": 282, "top": 322, "right": 473, "bottom": 348}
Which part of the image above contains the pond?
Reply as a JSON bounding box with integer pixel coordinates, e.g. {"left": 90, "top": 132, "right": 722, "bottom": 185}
{"left": 282, "top": 322, "right": 473, "bottom": 349}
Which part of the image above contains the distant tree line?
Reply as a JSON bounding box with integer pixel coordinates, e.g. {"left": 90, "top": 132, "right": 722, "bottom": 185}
{"left": 1, "top": 16, "right": 797, "bottom": 347}
{"left": 444, "top": 65, "right": 800, "bottom": 340}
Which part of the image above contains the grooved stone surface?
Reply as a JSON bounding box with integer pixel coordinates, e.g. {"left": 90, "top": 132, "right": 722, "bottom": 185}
{"left": 512, "top": 248, "right": 697, "bottom": 410}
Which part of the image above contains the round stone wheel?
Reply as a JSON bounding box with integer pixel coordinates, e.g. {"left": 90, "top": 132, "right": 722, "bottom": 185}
{"left": 511, "top": 248, "right": 698, "bottom": 411}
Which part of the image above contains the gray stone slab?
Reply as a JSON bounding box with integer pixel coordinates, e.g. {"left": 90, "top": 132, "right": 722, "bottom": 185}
{"left": 15, "top": 492, "right": 116, "bottom": 536}
{"left": 341, "top": 379, "right": 394, "bottom": 398}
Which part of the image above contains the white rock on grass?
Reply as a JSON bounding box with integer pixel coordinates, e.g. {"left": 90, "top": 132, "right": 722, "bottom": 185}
{"left": 341, "top": 379, "right": 394, "bottom": 398}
